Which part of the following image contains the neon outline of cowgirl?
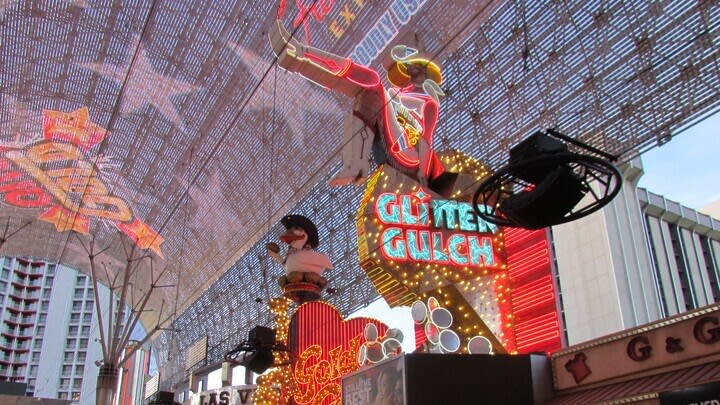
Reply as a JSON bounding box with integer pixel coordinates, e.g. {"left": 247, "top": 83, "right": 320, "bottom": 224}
{"left": 269, "top": 20, "right": 457, "bottom": 196}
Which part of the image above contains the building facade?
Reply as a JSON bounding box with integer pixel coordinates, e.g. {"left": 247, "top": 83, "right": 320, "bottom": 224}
{"left": 0, "top": 257, "right": 144, "bottom": 404}
{"left": 552, "top": 158, "right": 720, "bottom": 345}
{"left": 116, "top": 341, "right": 151, "bottom": 405}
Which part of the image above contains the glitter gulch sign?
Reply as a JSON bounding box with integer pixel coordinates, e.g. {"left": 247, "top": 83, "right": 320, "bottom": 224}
{"left": 355, "top": 153, "right": 507, "bottom": 308}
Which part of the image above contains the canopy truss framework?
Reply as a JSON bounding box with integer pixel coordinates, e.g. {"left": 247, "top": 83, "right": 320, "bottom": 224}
{"left": 0, "top": 0, "right": 718, "bottom": 389}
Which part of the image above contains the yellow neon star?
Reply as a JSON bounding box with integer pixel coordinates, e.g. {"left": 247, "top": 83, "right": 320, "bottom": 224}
{"left": 38, "top": 205, "right": 90, "bottom": 234}
{"left": 118, "top": 218, "right": 165, "bottom": 259}
{"left": 43, "top": 107, "right": 107, "bottom": 150}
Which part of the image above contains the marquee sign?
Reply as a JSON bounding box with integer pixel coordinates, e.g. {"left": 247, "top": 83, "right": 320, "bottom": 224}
{"left": 552, "top": 304, "right": 720, "bottom": 391}
{"left": 355, "top": 152, "right": 506, "bottom": 308}
{"left": 184, "top": 385, "right": 257, "bottom": 405}
{"left": 277, "top": 0, "right": 429, "bottom": 66}
{"left": 288, "top": 301, "right": 389, "bottom": 405}
{"left": 0, "top": 107, "right": 164, "bottom": 257}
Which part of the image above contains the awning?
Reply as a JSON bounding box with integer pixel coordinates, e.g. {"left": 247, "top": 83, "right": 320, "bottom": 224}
{"left": 546, "top": 361, "right": 720, "bottom": 405}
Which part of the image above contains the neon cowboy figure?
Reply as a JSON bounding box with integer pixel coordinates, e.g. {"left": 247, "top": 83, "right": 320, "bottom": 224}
{"left": 269, "top": 21, "right": 456, "bottom": 196}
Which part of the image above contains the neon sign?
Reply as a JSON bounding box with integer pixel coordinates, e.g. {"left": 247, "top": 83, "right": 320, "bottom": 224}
{"left": 348, "top": 0, "right": 429, "bottom": 66}
{"left": 277, "top": 0, "right": 368, "bottom": 44}
{"left": 375, "top": 190, "right": 498, "bottom": 266}
{"left": 277, "top": 0, "right": 427, "bottom": 61}
{"left": 289, "top": 301, "right": 388, "bottom": 405}
{"left": 355, "top": 152, "right": 506, "bottom": 308}
{"left": 0, "top": 107, "right": 164, "bottom": 257}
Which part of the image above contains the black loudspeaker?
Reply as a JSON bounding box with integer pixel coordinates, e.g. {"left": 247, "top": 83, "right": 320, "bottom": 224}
{"left": 238, "top": 348, "right": 275, "bottom": 374}
{"left": 509, "top": 131, "right": 569, "bottom": 184}
{"left": 500, "top": 166, "right": 587, "bottom": 229}
{"left": 146, "top": 391, "right": 177, "bottom": 405}
{"left": 249, "top": 325, "right": 276, "bottom": 347}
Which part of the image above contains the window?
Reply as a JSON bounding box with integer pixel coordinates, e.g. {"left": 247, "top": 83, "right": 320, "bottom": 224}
{"left": 40, "top": 301, "right": 49, "bottom": 312}
{"left": 82, "top": 313, "right": 92, "bottom": 323}
{"left": 78, "top": 338, "right": 88, "bottom": 349}
{"left": 41, "top": 289, "right": 51, "bottom": 299}
{"left": 75, "top": 275, "right": 87, "bottom": 286}
{"left": 64, "top": 352, "right": 74, "bottom": 362}
{"left": 37, "top": 314, "right": 46, "bottom": 324}
{"left": 62, "top": 365, "right": 72, "bottom": 376}
{"left": 29, "top": 365, "right": 38, "bottom": 375}
{"left": 73, "top": 288, "right": 84, "bottom": 299}
{"left": 84, "top": 300, "right": 94, "bottom": 311}
{"left": 70, "top": 314, "right": 80, "bottom": 323}
{"left": 33, "top": 339, "right": 42, "bottom": 349}
{"left": 80, "top": 326, "right": 90, "bottom": 336}
{"left": 71, "top": 301, "right": 82, "bottom": 311}
{"left": 31, "top": 352, "right": 40, "bottom": 362}
{"left": 1, "top": 269, "right": 8, "bottom": 279}
{"left": 44, "top": 276, "right": 53, "bottom": 287}
{"left": 35, "top": 326, "right": 44, "bottom": 336}
{"left": 59, "top": 379, "right": 70, "bottom": 389}
{"left": 59, "top": 392, "right": 68, "bottom": 400}
{"left": 65, "top": 339, "right": 76, "bottom": 349}
{"left": 75, "top": 365, "right": 84, "bottom": 375}
{"left": 68, "top": 326, "right": 78, "bottom": 335}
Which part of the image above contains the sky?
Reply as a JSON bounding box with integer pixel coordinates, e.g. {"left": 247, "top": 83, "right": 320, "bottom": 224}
{"left": 637, "top": 110, "right": 720, "bottom": 211}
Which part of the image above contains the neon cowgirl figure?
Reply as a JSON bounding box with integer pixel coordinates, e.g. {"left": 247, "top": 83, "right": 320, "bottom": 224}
{"left": 270, "top": 21, "right": 454, "bottom": 195}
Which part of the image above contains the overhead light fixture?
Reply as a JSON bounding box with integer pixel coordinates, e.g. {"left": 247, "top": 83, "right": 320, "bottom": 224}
{"left": 224, "top": 326, "right": 293, "bottom": 374}
{"left": 473, "top": 129, "right": 622, "bottom": 229}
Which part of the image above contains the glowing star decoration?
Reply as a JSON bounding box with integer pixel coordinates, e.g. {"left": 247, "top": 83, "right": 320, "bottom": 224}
{"left": 117, "top": 219, "right": 165, "bottom": 259}
{"left": 79, "top": 42, "right": 198, "bottom": 130}
{"left": 288, "top": 301, "right": 389, "bottom": 405}
{"left": 42, "top": 107, "right": 106, "bottom": 151}
{"left": 0, "top": 107, "right": 164, "bottom": 257}
{"left": 38, "top": 205, "right": 90, "bottom": 234}
{"left": 226, "top": 43, "right": 345, "bottom": 148}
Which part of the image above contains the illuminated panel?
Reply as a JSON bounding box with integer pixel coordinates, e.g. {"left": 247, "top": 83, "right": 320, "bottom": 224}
{"left": 355, "top": 151, "right": 517, "bottom": 352}
{"left": 506, "top": 229, "right": 562, "bottom": 354}
{"left": 355, "top": 151, "right": 505, "bottom": 308}
{"left": 288, "top": 301, "right": 388, "bottom": 405}
{"left": 422, "top": 284, "right": 508, "bottom": 354}
{"left": 185, "top": 335, "right": 208, "bottom": 370}
{"left": 514, "top": 312, "right": 560, "bottom": 352}
{"left": 144, "top": 375, "right": 158, "bottom": 400}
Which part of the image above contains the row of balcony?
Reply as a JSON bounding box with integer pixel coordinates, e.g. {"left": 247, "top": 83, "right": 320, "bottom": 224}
{"left": 0, "top": 341, "right": 31, "bottom": 352}
{"left": 4, "top": 314, "right": 37, "bottom": 325}
{"left": 9, "top": 277, "right": 43, "bottom": 287}
{"left": 1, "top": 329, "right": 33, "bottom": 340}
{"left": 0, "top": 353, "right": 29, "bottom": 364}
{"left": 7, "top": 289, "right": 41, "bottom": 302}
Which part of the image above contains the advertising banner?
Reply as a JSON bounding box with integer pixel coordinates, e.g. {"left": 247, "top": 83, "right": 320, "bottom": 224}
{"left": 342, "top": 356, "right": 406, "bottom": 405}
{"left": 660, "top": 381, "right": 720, "bottom": 405}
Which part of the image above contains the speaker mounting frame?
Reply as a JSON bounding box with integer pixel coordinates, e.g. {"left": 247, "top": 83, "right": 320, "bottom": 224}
{"left": 472, "top": 133, "right": 623, "bottom": 229}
